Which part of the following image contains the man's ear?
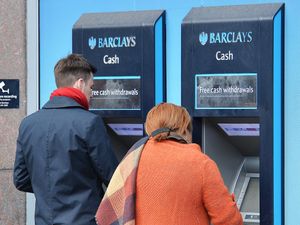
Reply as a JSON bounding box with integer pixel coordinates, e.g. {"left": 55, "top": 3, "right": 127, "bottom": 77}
{"left": 73, "top": 78, "right": 84, "bottom": 90}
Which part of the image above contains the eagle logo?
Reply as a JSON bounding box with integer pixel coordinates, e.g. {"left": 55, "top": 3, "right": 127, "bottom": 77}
{"left": 88, "top": 36, "right": 97, "bottom": 50}
{"left": 199, "top": 32, "right": 208, "bottom": 46}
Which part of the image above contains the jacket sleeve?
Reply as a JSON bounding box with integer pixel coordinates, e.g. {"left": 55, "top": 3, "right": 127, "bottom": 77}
{"left": 202, "top": 158, "right": 243, "bottom": 225}
{"left": 86, "top": 116, "right": 118, "bottom": 186}
{"left": 13, "top": 137, "right": 33, "bottom": 193}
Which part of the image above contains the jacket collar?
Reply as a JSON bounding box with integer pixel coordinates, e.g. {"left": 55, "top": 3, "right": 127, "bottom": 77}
{"left": 42, "top": 96, "right": 85, "bottom": 110}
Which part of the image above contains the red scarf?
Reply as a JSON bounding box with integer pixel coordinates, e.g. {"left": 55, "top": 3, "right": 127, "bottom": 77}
{"left": 50, "top": 87, "right": 89, "bottom": 110}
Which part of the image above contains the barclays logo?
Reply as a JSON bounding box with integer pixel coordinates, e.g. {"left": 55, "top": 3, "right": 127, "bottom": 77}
{"left": 88, "top": 36, "right": 97, "bottom": 50}
{"left": 199, "top": 32, "right": 208, "bottom": 46}
{"left": 199, "top": 31, "right": 253, "bottom": 45}
{"left": 87, "top": 36, "right": 136, "bottom": 49}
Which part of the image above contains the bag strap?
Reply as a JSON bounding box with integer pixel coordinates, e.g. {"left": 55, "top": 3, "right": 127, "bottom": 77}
{"left": 150, "top": 127, "right": 187, "bottom": 144}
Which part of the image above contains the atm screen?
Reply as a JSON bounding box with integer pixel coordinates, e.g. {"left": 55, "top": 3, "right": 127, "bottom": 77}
{"left": 218, "top": 123, "right": 260, "bottom": 136}
{"left": 195, "top": 73, "right": 257, "bottom": 109}
{"left": 90, "top": 76, "right": 141, "bottom": 110}
{"left": 107, "top": 123, "right": 143, "bottom": 136}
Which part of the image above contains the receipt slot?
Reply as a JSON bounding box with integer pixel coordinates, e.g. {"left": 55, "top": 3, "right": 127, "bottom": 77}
{"left": 182, "top": 4, "right": 284, "bottom": 225}
{"left": 73, "top": 10, "right": 166, "bottom": 160}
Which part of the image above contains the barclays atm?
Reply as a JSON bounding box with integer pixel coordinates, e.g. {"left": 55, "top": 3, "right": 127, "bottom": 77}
{"left": 182, "top": 4, "right": 284, "bottom": 225}
{"left": 73, "top": 10, "right": 166, "bottom": 160}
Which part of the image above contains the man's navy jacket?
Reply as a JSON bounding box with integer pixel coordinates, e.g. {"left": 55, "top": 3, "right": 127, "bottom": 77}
{"left": 13, "top": 96, "right": 118, "bottom": 225}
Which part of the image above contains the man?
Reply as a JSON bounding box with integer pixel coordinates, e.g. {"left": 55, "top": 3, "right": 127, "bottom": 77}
{"left": 13, "top": 54, "right": 118, "bottom": 225}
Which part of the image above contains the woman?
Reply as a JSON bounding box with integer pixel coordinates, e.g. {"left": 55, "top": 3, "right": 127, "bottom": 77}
{"left": 96, "top": 103, "right": 243, "bottom": 225}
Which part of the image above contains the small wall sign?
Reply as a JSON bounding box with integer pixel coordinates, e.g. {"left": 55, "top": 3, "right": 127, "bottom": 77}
{"left": 0, "top": 79, "right": 19, "bottom": 108}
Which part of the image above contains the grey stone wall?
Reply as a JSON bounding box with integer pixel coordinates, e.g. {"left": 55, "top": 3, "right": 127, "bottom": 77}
{"left": 0, "top": 0, "right": 26, "bottom": 224}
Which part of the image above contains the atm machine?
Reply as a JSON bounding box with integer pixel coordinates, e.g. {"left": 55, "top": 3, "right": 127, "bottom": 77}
{"left": 72, "top": 10, "right": 166, "bottom": 160}
{"left": 182, "top": 4, "right": 284, "bottom": 225}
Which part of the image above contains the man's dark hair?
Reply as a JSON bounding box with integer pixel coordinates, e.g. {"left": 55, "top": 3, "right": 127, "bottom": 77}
{"left": 54, "top": 54, "right": 97, "bottom": 87}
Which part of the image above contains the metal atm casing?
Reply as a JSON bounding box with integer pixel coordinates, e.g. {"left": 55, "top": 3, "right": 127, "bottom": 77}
{"left": 72, "top": 10, "right": 166, "bottom": 159}
{"left": 182, "top": 4, "right": 284, "bottom": 225}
